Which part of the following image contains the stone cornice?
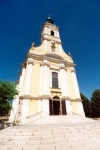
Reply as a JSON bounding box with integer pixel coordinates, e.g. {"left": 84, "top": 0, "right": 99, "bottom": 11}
{"left": 40, "top": 58, "right": 50, "bottom": 67}
{"left": 38, "top": 95, "right": 51, "bottom": 99}
{"left": 27, "top": 60, "right": 34, "bottom": 65}
{"left": 71, "top": 98, "right": 82, "bottom": 102}
{"left": 43, "top": 22, "right": 59, "bottom": 30}
{"left": 20, "top": 95, "right": 51, "bottom": 100}
{"left": 71, "top": 69, "right": 76, "bottom": 73}
{"left": 76, "top": 98, "right": 83, "bottom": 102}
{"left": 59, "top": 66, "right": 67, "bottom": 71}
{"left": 42, "top": 33, "right": 60, "bottom": 40}
{"left": 19, "top": 95, "right": 83, "bottom": 102}
{"left": 22, "top": 62, "right": 26, "bottom": 68}
{"left": 42, "top": 62, "right": 50, "bottom": 67}
{"left": 42, "top": 37, "right": 62, "bottom": 44}
{"left": 19, "top": 95, "right": 39, "bottom": 100}
{"left": 42, "top": 95, "right": 51, "bottom": 99}
{"left": 19, "top": 95, "right": 32, "bottom": 99}
{"left": 26, "top": 53, "right": 75, "bottom": 67}
{"left": 61, "top": 96, "right": 71, "bottom": 100}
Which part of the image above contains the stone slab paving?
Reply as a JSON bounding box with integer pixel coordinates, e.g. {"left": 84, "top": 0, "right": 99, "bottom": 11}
{"left": 0, "top": 115, "right": 100, "bottom": 150}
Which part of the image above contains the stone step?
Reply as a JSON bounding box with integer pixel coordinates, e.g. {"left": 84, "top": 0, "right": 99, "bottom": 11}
{"left": 0, "top": 115, "right": 100, "bottom": 150}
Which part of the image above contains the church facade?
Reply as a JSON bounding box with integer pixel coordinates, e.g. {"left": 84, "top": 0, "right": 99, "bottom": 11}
{"left": 10, "top": 16, "right": 85, "bottom": 124}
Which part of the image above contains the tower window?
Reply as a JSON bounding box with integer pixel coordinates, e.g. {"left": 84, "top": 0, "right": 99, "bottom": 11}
{"left": 51, "top": 31, "right": 54, "bottom": 36}
{"left": 52, "top": 72, "right": 58, "bottom": 88}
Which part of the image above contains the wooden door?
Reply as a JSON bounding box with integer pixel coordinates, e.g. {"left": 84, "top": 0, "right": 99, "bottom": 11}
{"left": 61, "top": 100, "right": 67, "bottom": 115}
{"left": 49, "top": 100, "right": 53, "bottom": 115}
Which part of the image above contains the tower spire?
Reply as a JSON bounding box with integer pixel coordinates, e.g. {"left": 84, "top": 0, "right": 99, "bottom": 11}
{"left": 48, "top": 14, "right": 50, "bottom": 19}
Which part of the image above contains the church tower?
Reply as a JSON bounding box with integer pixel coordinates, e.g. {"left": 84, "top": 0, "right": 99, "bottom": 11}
{"left": 10, "top": 16, "right": 85, "bottom": 124}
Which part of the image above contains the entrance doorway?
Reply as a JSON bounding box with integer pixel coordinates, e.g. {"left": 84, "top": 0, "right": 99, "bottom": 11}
{"left": 49, "top": 96, "right": 67, "bottom": 115}
{"left": 49, "top": 96, "right": 60, "bottom": 115}
{"left": 53, "top": 100, "right": 60, "bottom": 115}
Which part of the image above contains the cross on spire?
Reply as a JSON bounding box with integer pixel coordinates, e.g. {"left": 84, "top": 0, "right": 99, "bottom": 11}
{"left": 48, "top": 14, "right": 50, "bottom": 19}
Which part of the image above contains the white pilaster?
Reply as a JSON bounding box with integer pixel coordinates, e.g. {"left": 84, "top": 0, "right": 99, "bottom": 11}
{"left": 39, "top": 64, "right": 43, "bottom": 95}
{"left": 42, "top": 60, "right": 50, "bottom": 115}
{"left": 44, "top": 40, "right": 47, "bottom": 51}
{"left": 60, "top": 64, "right": 69, "bottom": 97}
{"left": 77, "top": 101, "right": 85, "bottom": 116}
{"left": 42, "top": 99, "right": 49, "bottom": 115}
{"left": 19, "top": 64, "right": 26, "bottom": 95}
{"left": 24, "top": 60, "right": 33, "bottom": 95}
{"left": 21, "top": 99, "right": 30, "bottom": 124}
{"left": 59, "top": 44, "right": 62, "bottom": 55}
{"left": 71, "top": 68, "right": 80, "bottom": 99}
{"left": 56, "top": 30, "right": 60, "bottom": 38}
{"left": 65, "top": 100, "right": 72, "bottom": 115}
{"left": 43, "top": 60, "right": 50, "bottom": 95}
{"left": 19, "top": 72, "right": 22, "bottom": 90}
{"left": 38, "top": 100, "right": 42, "bottom": 112}
{"left": 9, "top": 85, "right": 19, "bottom": 123}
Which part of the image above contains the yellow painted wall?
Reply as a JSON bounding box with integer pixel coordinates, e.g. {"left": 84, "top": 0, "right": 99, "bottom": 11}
{"left": 71, "top": 101, "right": 78, "bottom": 112}
{"left": 29, "top": 100, "right": 38, "bottom": 113}
{"left": 30, "top": 63, "right": 40, "bottom": 97}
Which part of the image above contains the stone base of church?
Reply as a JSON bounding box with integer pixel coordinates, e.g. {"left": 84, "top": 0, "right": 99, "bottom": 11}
{"left": 10, "top": 97, "right": 85, "bottom": 124}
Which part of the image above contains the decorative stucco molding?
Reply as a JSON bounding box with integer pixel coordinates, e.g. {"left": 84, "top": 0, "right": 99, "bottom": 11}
{"left": 42, "top": 62, "right": 50, "bottom": 67}
{"left": 27, "top": 61, "right": 34, "bottom": 65}
{"left": 71, "top": 69, "right": 76, "bottom": 73}
{"left": 22, "top": 62, "right": 26, "bottom": 69}
{"left": 59, "top": 66, "right": 66, "bottom": 70}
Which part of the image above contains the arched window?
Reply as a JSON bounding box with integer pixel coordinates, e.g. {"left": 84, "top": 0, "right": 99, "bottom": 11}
{"left": 52, "top": 72, "right": 58, "bottom": 88}
{"left": 51, "top": 30, "right": 54, "bottom": 36}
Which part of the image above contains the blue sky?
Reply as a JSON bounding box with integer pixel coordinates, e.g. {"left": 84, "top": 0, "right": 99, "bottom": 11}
{"left": 0, "top": 0, "right": 100, "bottom": 99}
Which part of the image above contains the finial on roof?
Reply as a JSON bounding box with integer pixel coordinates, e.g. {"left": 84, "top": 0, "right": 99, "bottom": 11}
{"left": 32, "top": 42, "right": 35, "bottom": 47}
{"left": 68, "top": 52, "right": 71, "bottom": 56}
{"left": 45, "top": 15, "right": 54, "bottom": 24}
{"left": 31, "top": 42, "right": 35, "bottom": 49}
{"left": 48, "top": 14, "right": 50, "bottom": 19}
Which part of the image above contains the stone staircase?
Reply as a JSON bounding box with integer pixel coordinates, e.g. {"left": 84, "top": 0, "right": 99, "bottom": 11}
{"left": 0, "top": 115, "right": 100, "bottom": 150}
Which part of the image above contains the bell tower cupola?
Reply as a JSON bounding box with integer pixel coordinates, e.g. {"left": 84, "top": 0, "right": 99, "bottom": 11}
{"left": 41, "top": 15, "right": 62, "bottom": 53}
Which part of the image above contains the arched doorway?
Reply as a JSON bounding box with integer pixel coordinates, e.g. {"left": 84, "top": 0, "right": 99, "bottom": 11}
{"left": 49, "top": 96, "right": 67, "bottom": 115}
{"left": 49, "top": 96, "right": 60, "bottom": 115}
{"left": 53, "top": 96, "right": 60, "bottom": 115}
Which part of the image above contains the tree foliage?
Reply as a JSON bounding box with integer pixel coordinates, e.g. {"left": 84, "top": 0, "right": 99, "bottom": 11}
{"left": 80, "top": 93, "right": 90, "bottom": 117}
{"left": 0, "top": 80, "right": 18, "bottom": 116}
{"left": 90, "top": 89, "right": 100, "bottom": 118}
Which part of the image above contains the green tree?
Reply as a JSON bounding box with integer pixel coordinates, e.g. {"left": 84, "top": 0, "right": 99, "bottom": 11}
{"left": 80, "top": 93, "right": 90, "bottom": 117}
{"left": 91, "top": 89, "right": 100, "bottom": 118}
{"left": 0, "top": 80, "right": 18, "bottom": 116}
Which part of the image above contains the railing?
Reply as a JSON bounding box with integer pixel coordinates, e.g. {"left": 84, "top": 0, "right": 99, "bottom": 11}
{"left": 26, "top": 111, "right": 43, "bottom": 119}
{"left": 71, "top": 111, "right": 81, "bottom": 116}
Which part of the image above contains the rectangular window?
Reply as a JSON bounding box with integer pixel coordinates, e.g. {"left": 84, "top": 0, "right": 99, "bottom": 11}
{"left": 52, "top": 72, "right": 58, "bottom": 88}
